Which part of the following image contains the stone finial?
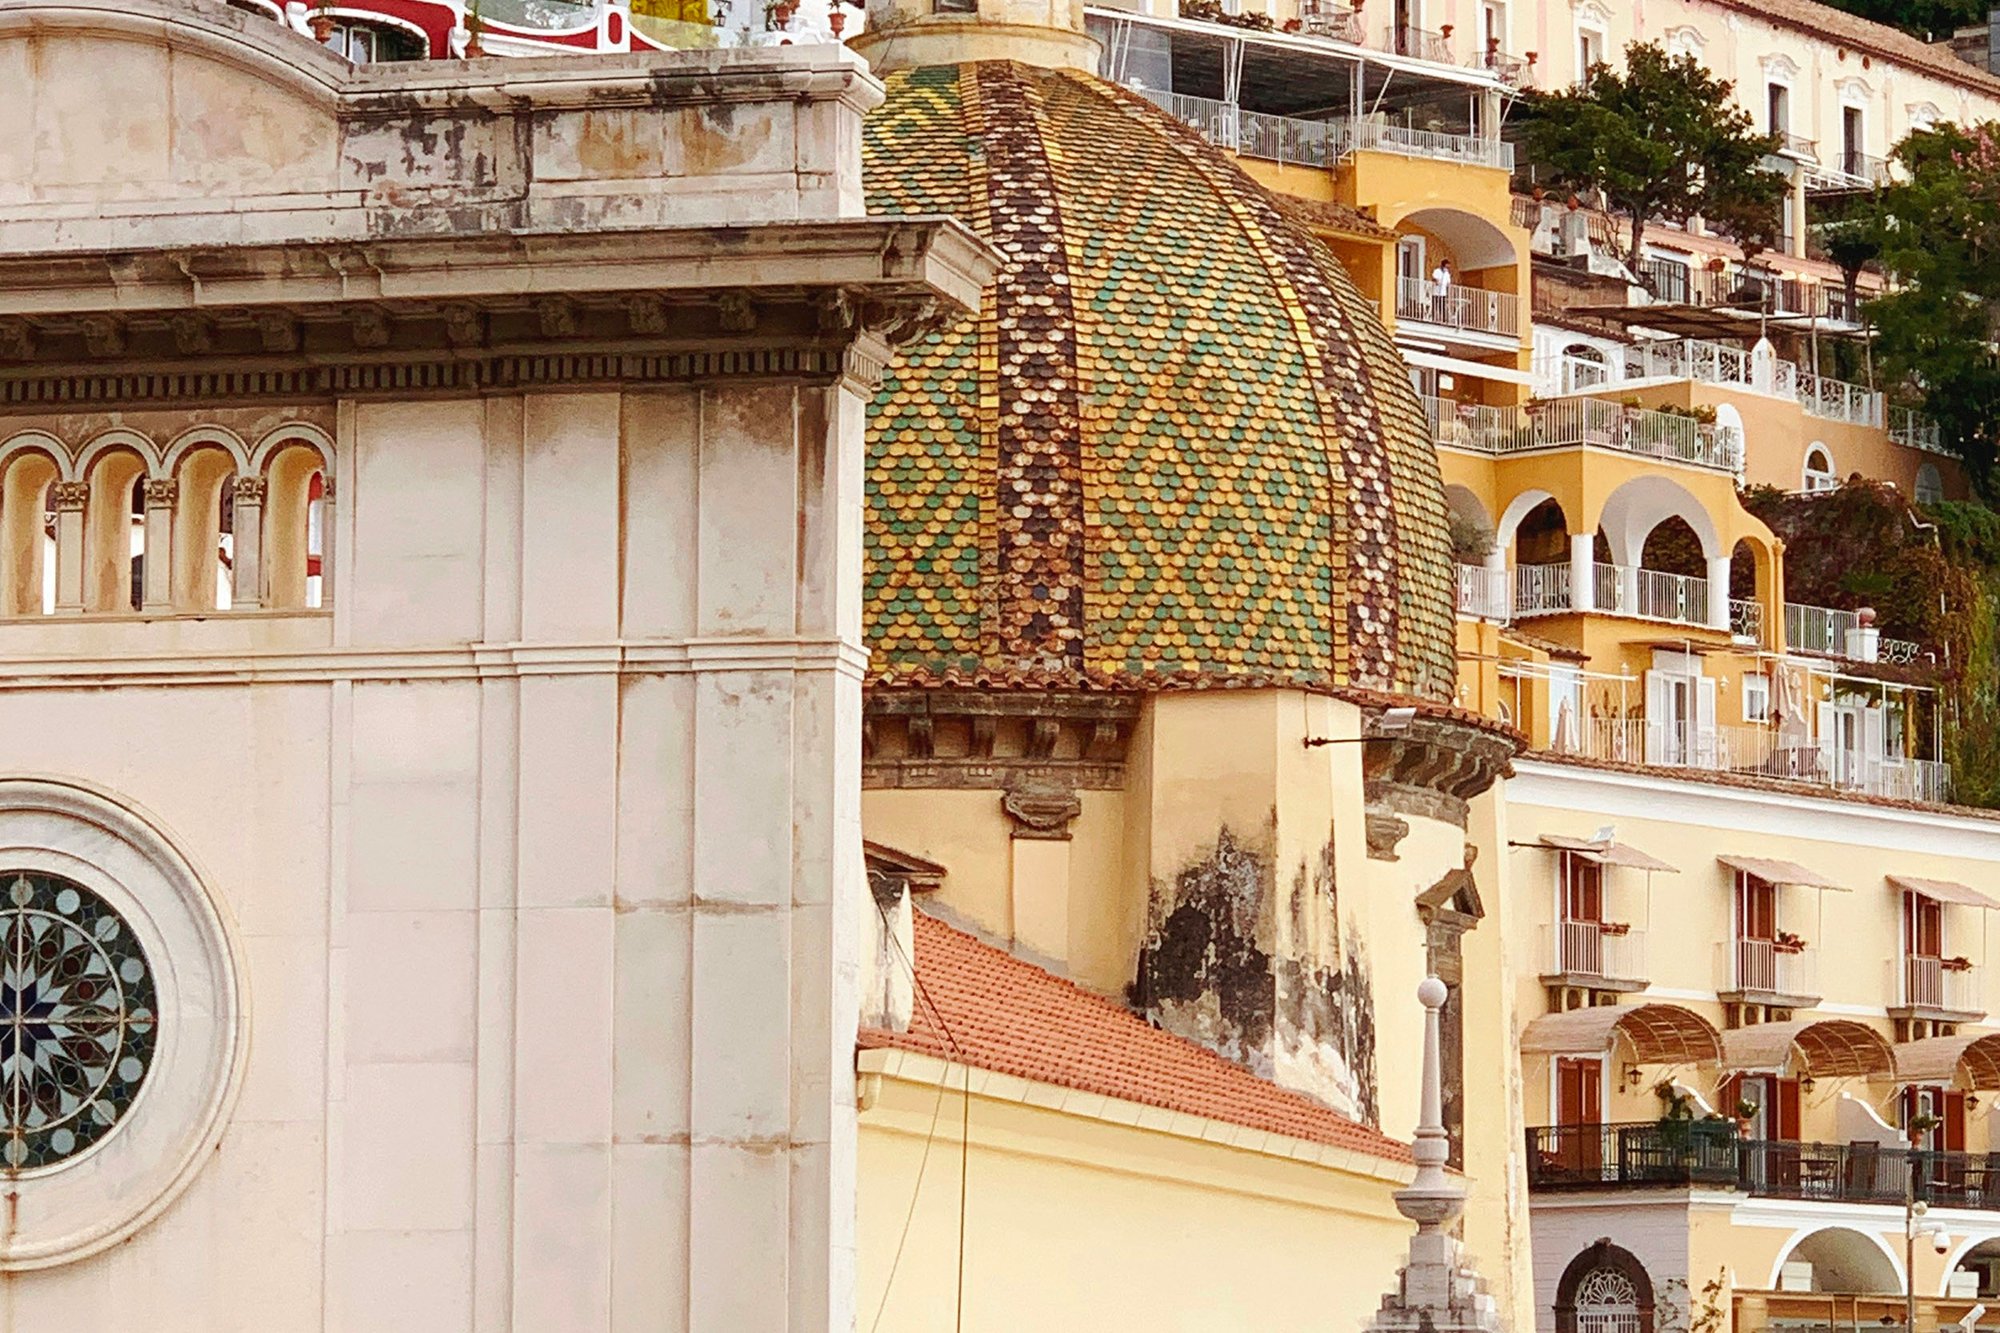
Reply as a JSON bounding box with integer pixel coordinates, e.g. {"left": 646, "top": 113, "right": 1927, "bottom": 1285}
{"left": 1366, "top": 978, "right": 1506, "bottom": 1333}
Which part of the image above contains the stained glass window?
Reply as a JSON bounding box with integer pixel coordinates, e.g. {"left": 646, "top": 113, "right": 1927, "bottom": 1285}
{"left": 0, "top": 872, "right": 156, "bottom": 1170}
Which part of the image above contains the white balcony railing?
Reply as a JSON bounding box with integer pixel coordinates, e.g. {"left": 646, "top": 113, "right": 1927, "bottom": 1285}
{"left": 1542, "top": 921, "right": 1647, "bottom": 985}
{"left": 1513, "top": 562, "right": 1572, "bottom": 616}
{"left": 1128, "top": 88, "right": 1514, "bottom": 173}
{"left": 1599, "top": 338, "right": 1884, "bottom": 427}
{"left": 1903, "top": 956, "right": 1983, "bottom": 1016}
{"left": 1732, "top": 937, "right": 1819, "bottom": 999}
{"left": 1424, "top": 398, "right": 1530, "bottom": 453}
{"left": 1456, "top": 564, "right": 1511, "bottom": 621}
{"left": 1587, "top": 562, "right": 1711, "bottom": 628}
{"left": 1782, "top": 603, "right": 1921, "bottom": 664}
{"left": 1541, "top": 714, "right": 1953, "bottom": 802}
{"left": 1428, "top": 395, "right": 1741, "bottom": 473}
{"left": 1397, "top": 276, "right": 1520, "bottom": 338}
{"left": 1731, "top": 598, "right": 1765, "bottom": 644}
{"left": 1890, "top": 406, "right": 1947, "bottom": 454}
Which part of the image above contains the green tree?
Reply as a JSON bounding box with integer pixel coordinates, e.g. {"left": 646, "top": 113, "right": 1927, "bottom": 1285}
{"left": 1863, "top": 123, "right": 2000, "bottom": 488}
{"left": 1520, "top": 42, "right": 1787, "bottom": 271}
{"left": 1819, "top": 0, "right": 1985, "bottom": 40}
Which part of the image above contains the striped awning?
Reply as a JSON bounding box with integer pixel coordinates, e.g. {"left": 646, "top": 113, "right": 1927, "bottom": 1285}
{"left": 1722, "top": 1019, "right": 1893, "bottom": 1078}
{"left": 1894, "top": 1032, "right": 2000, "bottom": 1090}
{"left": 1534, "top": 834, "right": 1678, "bottom": 873}
{"left": 1521, "top": 1003, "right": 1721, "bottom": 1065}
{"left": 1717, "top": 856, "right": 1844, "bottom": 891}
{"left": 1888, "top": 876, "right": 2000, "bottom": 910}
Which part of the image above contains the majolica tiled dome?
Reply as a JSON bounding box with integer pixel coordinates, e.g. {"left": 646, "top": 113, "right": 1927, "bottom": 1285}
{"left": 863, "top": 62, "right": 1457, "bottom": 700}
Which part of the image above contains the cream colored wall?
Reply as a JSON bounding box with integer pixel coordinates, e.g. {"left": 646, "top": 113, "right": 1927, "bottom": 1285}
{"left": 1510, "top": 762, "right": 2000, "bottom": 1137}
{"left": 1505, "top": 0, "right": 2000, "bottom": 147}
{"left": 857, "top": 1066, "right": 1416, "bottom": 1332}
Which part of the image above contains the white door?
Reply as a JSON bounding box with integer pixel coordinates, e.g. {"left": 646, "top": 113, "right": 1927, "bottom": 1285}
{"left": 1646, "top": 669, "right": 1695, "bottom": 765}
{"left": 1696, "top": 675, "right": 1718, "bottom": 767}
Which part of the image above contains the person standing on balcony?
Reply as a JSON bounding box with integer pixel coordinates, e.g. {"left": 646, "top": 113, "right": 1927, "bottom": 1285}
{"left": 1432, "top": 258, "right": 1454, "bottom": 324}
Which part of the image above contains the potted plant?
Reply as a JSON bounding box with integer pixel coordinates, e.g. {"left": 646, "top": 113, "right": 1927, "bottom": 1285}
{"left": 1944, "top": 955, "right": 1974, "bottom": 972}
{"left": 1909, "top": 1111, "right": 1941, "bottom": 1145}
{"left": 310, "top": 0, "right": 335, "bottom": 41}
{"left": 1733, "top": 1097, "right": 1760, "bottom": 1134}
{"left": 1600, "top": 920, "right": 1631, "bottom": 937}
{"left": 1774, "top": 930, "right": 1808, "bottom": 955}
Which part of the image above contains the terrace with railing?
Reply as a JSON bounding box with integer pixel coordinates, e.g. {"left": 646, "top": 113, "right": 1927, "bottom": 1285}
{"left": 1901, "top": 954, "right": 1983, "bottom": 1018}
{"left": 1535, "top": 338, "right": 1886, "bottom": 429}
{"left": 1424, "top": 397, "right": 1742, "bottom": 473}
{"left": 1782, "top": 603, "right": 1921, "bottom": 665}
{"left": 1725, "top": 935, "right": 1819, "bottom": 1004}
{"left": 1456, "top": 564, "right": 1510, "bottom": 621}
{"left": 1539, "top": 714, "right": 1953, "bottom": 802}
{"left": 1527, "top": 1126, "right": 2000, "bottom": 1209}
{"left": 1540, "top": 921, "right": 1648, "bottom": 989}
{"left": 1890, "top": 406, "right": 1946, "bottom": 454}
{"left": 1129, "top": 87, "right": 1515, "bottom": 172}
{"left": 1396, "top": 276, "right": 1520, "bottom": 338}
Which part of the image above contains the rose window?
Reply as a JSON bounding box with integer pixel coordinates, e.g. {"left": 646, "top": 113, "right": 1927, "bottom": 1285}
{"left": 0, "top": 872, "right": 156, "bottom": 1170}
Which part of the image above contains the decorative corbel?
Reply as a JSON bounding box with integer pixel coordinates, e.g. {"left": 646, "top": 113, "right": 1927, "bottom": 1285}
{"left": 1001, "top": 779, "right": 1082, "bottom": 841}
{"left": 717, "top": 292, "right": 757, "bottom": 334}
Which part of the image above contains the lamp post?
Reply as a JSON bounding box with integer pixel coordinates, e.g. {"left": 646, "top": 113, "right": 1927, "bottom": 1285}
{"left": 1908, "top": 1180, "right": 1951, "bottom": 1333}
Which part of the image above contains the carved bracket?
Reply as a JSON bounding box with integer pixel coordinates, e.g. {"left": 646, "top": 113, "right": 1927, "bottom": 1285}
{"left": 1002, "top": 780, "right": 1082, "bottom": 841}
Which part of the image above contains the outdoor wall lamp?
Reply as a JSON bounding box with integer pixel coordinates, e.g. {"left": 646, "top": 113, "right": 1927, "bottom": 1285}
{"left": 1304, "top": 706, "right": 1416, "bottom": 748}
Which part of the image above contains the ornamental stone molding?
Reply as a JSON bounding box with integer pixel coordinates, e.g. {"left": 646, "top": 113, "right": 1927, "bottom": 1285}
{"left": 1362, "top": 708, "right": 1517, "bottom": 831}
{"left": 863, "top": 690, "right": 1138, "bottom": 790}
{"left": 1001, "top": 779, "right": 1083, "bottom": 840}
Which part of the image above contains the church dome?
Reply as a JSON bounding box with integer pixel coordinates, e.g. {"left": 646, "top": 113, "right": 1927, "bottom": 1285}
{"left": 862, "top": 62, "right": 1459, "bottom": 701}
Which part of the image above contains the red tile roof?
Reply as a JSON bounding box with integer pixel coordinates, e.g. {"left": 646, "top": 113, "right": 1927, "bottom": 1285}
{"left": 859, "top": 910, "right": 1413, "bottom": 1164}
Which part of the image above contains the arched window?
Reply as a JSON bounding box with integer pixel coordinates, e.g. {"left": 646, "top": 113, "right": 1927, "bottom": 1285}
{"left": 1563, "top": 343, "right": 1609, "bottom": 393}
{"left": 1803, "top": 445, "right": 1836, "bottom": 493}
{"left": 1916, "top": 462, "right": 1943, "bottom": 505}
{"left": 1574, "top": 1268, "right": 1643, "bottom": 1333}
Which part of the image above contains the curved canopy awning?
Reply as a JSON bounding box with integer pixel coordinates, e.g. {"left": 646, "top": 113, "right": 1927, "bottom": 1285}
{"left": 1894, "top": 1032, "right": 2000, "bottom": 1090}
{"left": 1521, "top": 1003, "right": 1721, "bottom": 1066}
{"left": 1722, "top": 1019, "right": 1894, "bottom": 1078}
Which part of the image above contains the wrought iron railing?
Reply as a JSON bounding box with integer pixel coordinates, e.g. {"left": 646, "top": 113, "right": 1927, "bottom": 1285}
{"left": 1730, "top": 937, "right": 1817, "bottom": 999}
{"left": 1530, "top": 1127, "right": 2000, "bottom": 1209}
{"left": 1396, "top": 276, "right": 1520, "bottom": 337}
{"left": 1540, "top": 922, "right": 1647, "bottom": 985}
{"left": 1127, "top": 88, "right": 1514, "bottom": 172}
{"left": 1455, "top": 564, "right": 1510, "bottom": 622}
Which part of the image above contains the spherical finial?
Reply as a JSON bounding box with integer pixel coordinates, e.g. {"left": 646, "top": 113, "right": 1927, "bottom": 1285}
{"left": 1417, "top": 976, "right": 1448, "bottom": 1010}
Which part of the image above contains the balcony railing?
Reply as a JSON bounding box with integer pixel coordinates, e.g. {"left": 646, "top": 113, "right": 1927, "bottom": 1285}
{"left": 1585, "top": 562, "right": 1712, "bottom": 627}
{"left": 1296, "top": 2, "right": 1363, "bottom": 41}
{"left": 1729, "top": 937, "right": 1818, "bottom": 1000}
{"left": 1473, "top": 47, "right": 1533, "bottom": 87}
{"left": 1396, "top": 276, "right": 1520, "bottom": 337}
{"left": 1782, "top": 603, "right": 1921, "bottom": 664}
{"left": 1527, "top": 1126, "right": 2000, "bottom": 1209}
{"left": 1890, "top": 406, "right": 1947, "bottom": 454}
{"left": 1540, "top": 717, "right": 1953, "bottom": 802}
{"left": 1456, "top": 564, "right": 1510, "bottom": 622}
{"left": 1902, "top": 955, "right": 1982, "bottom": 1016}
{"left": 1609, "top": 338, "right": 1884, "bottom": 426}
{"left": 1424, "top": 398, "right": 1529, "bottom": 453}
{"left": 1541, "top": 921, "right": 1647, "bottom": 986}
{"left": 1128, "top": 88, "right": 1514, "bottom": 172}
{"left": 1730, "top": 598, "right": 1765, "bottom": 644}
{"left": 1775, "top": 131, "right": 1817, "bottom": 160}
{"left": 1806, "top": 150, "right": 1893, "bottom": 192}
{"left": 1532, "top": 398, "right": 1744, "bottom": 472}
{"left": 1390, "top": 23, "right": 1451, "bottom": 61}
{"left": 1513, "top": 562, "right": 1572, "bottom": 615}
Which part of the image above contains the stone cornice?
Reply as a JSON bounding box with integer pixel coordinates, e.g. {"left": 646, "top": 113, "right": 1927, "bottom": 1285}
{"left": 0, "top": 220, "right": 995, "bottom": 400}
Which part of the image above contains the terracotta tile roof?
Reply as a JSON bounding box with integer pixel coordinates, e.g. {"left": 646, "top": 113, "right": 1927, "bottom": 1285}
{"left": 1272, "top": 192, "right": 1395, "bottom": 240}
{"left": 860, "top": 910, "right": 1414, "bottom": 1163}
{"left": 1707, "top": 0, "right": 2000, "bottom": 101}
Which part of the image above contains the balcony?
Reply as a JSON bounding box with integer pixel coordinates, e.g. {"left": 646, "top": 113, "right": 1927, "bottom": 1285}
{"left": 1527, "top": 1125, "right": 2000, "bottom": 1208}
{"left": 1539, "top": 921, "right": 1648, "bottom": 991}
{"left": 1540, "top": 717, "right": 1954, "bottom": 803}
{"left": 1512, "top": 559, "right": 1718, "bottom": 631}
{"left": 1899, "top": 955, "right": 1983, "bottom": 1020}
{"left": 1723, "top": 937, "right": 1820, "bottom": 1007}
{"left": 1472, "top": 46, "right": 1533, "bottom": 87}
{"left": 1890, "top": 405, "right": 1946, "bottom": 454}
{"left": 1782, "top": 603, "right": 1921, "bottom": 665}
{"left": 1604, "top": 338, "right": 1884, "bottom": 428}
{"left": 1128, "top": 88, "right": 1514, "bottom": 171}
{"left": 1455, "top": 564, "right": 1510, "bottom": 621}
{"left": 1396, "top": 276, "right": 1520, "bottom": 339}
{"left": 1805, "top": 149, "right": 1894, "bottom": 193}
{"left": 1388, "top": 23, "right": 1451, "bottom": 62}
{"left": 1426, "top": 396, "right": 1742, "bottom": 473}
{"left": 1774, "top": 131, "right": 1818, "bottom": 161}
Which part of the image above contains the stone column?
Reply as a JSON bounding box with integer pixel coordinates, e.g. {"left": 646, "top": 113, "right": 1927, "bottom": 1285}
{"left": 231, "top": 476, "right": 264, "bottom": 609}
{"left": 141, "top": 480, "right": 175, "bottom": 612}
{"left": 1569, "top": 532, "right": 1594, "bottom": 613}
{"left": 1707, "top": 554, "right": 1733, "bottom": 631}
{"left": 50, "top": 482, "right": 85, "bottom": 615}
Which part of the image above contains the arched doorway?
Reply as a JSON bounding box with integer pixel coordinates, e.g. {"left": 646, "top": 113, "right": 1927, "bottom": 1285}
{"left": 1555, "top": 1241, "right": 1655, "bottom": 1333}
